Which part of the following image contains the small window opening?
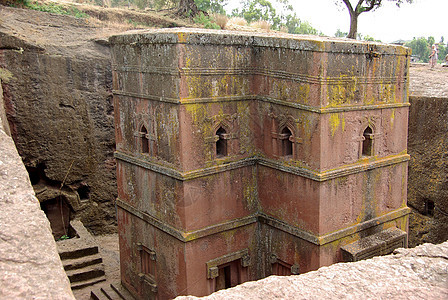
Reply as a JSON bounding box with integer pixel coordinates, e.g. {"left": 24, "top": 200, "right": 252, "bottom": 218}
{"left": 362, "top": 126, "right": 373, "bottom": 156}
{"left": 138, "top": 244, "right": 157, "bottom": 292}
{"left": 216, "top": 127, "right": 227, "bottom": 158}
{"left": 26, "top": 166, "right": 41, "bottom": 185}
{"left": 280, "top": 127, "right": 293, "bottom": 157}
{"left": 272, "top": 261, "right": 292, "bottom": 276}
{"left": 40, "top": 196, "right": 72, "bottom": 240}
{"left": 215, "top": 261, "right": 240, "bottom": 292}
{"left": 77, "top": 184, "right": 90, "bottom": 201}
{"left": 26, "top": 163, "right": 47, "bottom": 185}
{"left": 424, "top": 199, "right": 435, "bottom": 216}
{"left": 141, "top": 247, "right": 156, "bottom": 276}
{"left": 223, "top": 265, "right": 231, "bottom": 289}
{"left": 140, "top": 126, "right": 149, "bottom": 154}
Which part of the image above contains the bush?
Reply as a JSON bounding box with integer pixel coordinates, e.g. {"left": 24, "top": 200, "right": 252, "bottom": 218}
{"left": 193, "top": 12, "right": 220, "bottom": 30}
{"left": 19, "top": 0, "right": 88, "bottom": 18}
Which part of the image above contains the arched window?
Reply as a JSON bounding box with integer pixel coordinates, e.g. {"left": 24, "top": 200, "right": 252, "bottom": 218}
{"left": 362, "top": 126, "right": 373, "bottom": 156}
{"left": 216, "top": 127, "right": 227, "bottom": 158}
{"left": 140, "top": 125, "right": 149, "bottom": 154}
{"left": 280, "top": 127, "right": 293, "bottom": 157}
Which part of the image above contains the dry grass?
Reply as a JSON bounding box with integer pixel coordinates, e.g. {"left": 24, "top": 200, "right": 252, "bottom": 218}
{"left": 279, "top": 26, "right": 288, "bottom": 33}
{"left": 212, "top": 13, "right": 228, "bottom": 29}
{"left": 226, "top": 17, "right": 247, "bottom": 27}
{"left": 86, "top": 17, "right": 149, "bottom": 31}
{"left": 250, "top": 20, "right": 270, "bottom": 32}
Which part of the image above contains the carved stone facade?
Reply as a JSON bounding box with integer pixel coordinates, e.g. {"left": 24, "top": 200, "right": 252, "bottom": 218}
{"left": 110, "top": 29, "right": 411, "bottom": 299}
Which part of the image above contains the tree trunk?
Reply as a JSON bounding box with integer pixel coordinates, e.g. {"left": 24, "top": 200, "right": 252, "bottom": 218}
{"left": 347, "top": 12, "right": 359, "bottom": 39}
{"left": 177, "top": 0, "right": 200, "bottom": 17}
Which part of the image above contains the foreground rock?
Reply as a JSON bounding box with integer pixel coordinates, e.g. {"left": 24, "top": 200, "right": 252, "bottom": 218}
{"left": 0, "top": 85, "right": 74, "bottom": 299}
{"left": 177, "top": 241, "right": 448, "bottom": 299}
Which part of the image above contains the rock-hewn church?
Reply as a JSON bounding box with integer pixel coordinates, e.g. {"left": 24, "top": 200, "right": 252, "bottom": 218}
{"left": 110, "top": 28, "right": 410, "bottom": 299}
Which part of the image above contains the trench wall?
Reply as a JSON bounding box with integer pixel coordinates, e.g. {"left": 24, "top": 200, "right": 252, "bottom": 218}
{"left": 0, "top": 79, "right": 75, "bottom": 299}
{"left": 0, "top": 6, "right": 118, "bottom": 234}
{"left": 407, "top": 95, "right": 448, "bottom": 246}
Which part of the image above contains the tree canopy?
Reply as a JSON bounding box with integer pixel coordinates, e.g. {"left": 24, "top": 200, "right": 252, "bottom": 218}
{"left": 405, "top": 37, "right": 448, "bottom": 63}
{"left": 340, "top": 0, "right": 413, "bottom": 39}
{"left": 231, "top": 0, "right": 320, "bottom": 34}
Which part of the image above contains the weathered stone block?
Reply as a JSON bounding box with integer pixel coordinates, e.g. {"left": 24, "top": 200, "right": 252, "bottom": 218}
{"left": 110, "top": 28, "right": 410, "bottom": 299}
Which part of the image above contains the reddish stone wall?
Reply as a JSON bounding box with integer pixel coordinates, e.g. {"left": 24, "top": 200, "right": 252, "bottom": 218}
{"left": 110, "top": 29, "right": 410, "bottom": 299}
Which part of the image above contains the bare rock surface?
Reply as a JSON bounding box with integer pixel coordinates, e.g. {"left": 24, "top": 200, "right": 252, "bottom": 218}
{"left": 0, "top": 5, "right": 126, "bottom": 234}
{"left": 177, "top": 241, "right": 448, "bottom": 300}
{"left": 409, "top": 63, "right": 448, "bottom": 98}
{"left": 0, "top": 102, "right": 74, "bottom": 299}
{"left": 407, "top": 64, "right": 448, "bottom": 247}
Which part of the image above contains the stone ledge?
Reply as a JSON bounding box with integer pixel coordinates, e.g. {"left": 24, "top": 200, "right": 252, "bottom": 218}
{"left": 116, "top": 198, "right": 409, "bottom": 246}
{"left": 114, "top": 89, "right": 410, "bottom": 113}
{"left": 109, "top": 28, "right": 411, "bottom": 57}
{"left": 176, "top": 241, "right": 448, "bottom": 300}
{"left": 115, "top": 151, "right": 410, "bottom": 182}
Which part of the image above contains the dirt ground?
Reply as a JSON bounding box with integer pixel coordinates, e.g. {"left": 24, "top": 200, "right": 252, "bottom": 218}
{"left": 72, "top": 234, "right": 121, "bottom": 300}
{"left": 409, "top": 63, "right": 448, "bottom": 98}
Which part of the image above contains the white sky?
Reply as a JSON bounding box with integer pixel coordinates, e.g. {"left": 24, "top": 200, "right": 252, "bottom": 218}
{"left": 225, "top": 0, "right": 447, "bottom": 43}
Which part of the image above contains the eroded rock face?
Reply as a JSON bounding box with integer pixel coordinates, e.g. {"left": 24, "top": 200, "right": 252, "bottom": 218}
{"left": 0, "top": 6, "right": 119, "bottom": 234}
{"left": 176, "top": 241, "right": 448, "bottom": 300}
{"left": 0, "top": 90, "right": 75, "bottom": 299}
{"left": 407, "top": 64, "right": 448, "bottom": 247}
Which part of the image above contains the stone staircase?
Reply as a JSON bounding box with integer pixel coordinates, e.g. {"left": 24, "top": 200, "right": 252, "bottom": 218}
{"left": 90, "top": 283, "right": 135, "bottom": 300}
{"left": 57, "top": 220, "right": 106, "bottom": 290}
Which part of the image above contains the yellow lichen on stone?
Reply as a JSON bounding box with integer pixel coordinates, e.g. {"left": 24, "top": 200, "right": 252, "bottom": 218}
{"left": 390, "top": 109, "right": 395, "bottom": 129}
{"left": 177, "top": 32, "right": 187, "bottom": 43}
{"left": 298, "top": 83, "right": 310, "bottom": 104}
{"left": 301, "top": 114, "right": 313, "bottom": 141}
{"left": 0, "top": 67, "right": 14, "bottom": 83}
{"left": 329, "top": 113, "right": 340, "bottom": 137}
{"left": 327, "top": 76, "right": 357, "bottom": 107}
{"left": 237, "top": 101, "right": 253, "bottom": 155}
{"left": 243, "top": 171, "right": 258, "bottom": 211}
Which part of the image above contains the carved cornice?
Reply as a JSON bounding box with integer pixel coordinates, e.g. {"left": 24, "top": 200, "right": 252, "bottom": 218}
{"left": 113, "top": 90, "right": 180, "bottom": 104}
{"left": 116, "top": 198, "right": 410, "bottom": 246}
{"left": 112, "top": 64, "right": 406, "bottom": 85}
{"left": 114, "top": 151, "right": 410, "bottom": 182}
{"left": 259, "top": 154, "right": 410, "bottom": 182}
{"left": 113, "top": 91, "right": 410, "bottom": 114}
{"left": 114, "top": 151, "right": 257, "bottom": 181}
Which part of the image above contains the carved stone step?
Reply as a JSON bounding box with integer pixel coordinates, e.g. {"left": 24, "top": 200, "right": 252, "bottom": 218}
{"left": 71, "top": 275, "right": 106, "bottom": 290}
{"left": 110, "top": 283, "right": 135, "bottom": 300}
{"left": 59, "top": 245, "right": 99, "bottom": 260}
{"left": 63, "top": 253, "right": 103, "bottom": 271}
{"left": 66, "top": 264, "right": 105, "bottom": 283}
{"left": 90, "top": 283, "right": 135, "bottom": 300}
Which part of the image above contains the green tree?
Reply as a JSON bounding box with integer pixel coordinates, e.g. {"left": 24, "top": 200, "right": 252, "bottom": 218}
{"left": 283, "top": 13, "right": 318, "bottom": 35}
{"left": 405, "top": 37, "right": 430, "bottom": 62}
{"left": 339, "top": 0, "right": 413, "bottom": 39}
{"left": 177, "top": 0, "right": 201, "bottom": 16}
{"left": 231, "top": 0, "right": 319, "bottom": 34}
{"left": 335, "top": 29, "right": 348, "bottom": 37}
{"left": 232, "top": 0, "right": 282, "bottom": 29}
{"left": 363, "top": 34, "right": 381, "bottom": 42}
{"left": 195, "top": 0, "right": 227, "bottom": 14}
{"left": 176, "top": 0, "right": 227, "bottom": 16}
{"left": 438, "top": 43, "right": 447, "bottom": 63}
